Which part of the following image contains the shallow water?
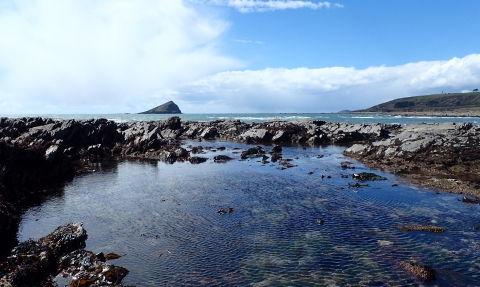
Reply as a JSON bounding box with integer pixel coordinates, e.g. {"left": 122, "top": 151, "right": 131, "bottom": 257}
{"left": 18, "top": 142, "right": 480, "bottom": 286}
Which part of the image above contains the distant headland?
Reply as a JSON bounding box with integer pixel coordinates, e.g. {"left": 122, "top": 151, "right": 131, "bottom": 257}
{"left": 353, "top": 91, "right": 480, "bottom": 117}
{"left": 139, "top": 101, "right": 182, "bottom": 114}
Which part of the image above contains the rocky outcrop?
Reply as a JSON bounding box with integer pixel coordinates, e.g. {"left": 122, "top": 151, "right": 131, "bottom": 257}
{"left": 0, "top": 223, "right": 128, "bottom": 287}
{"left": 0, "top": 116, "right": 393, "bottom": 262}
{"left": 344, "top": 122, "right": 480, "bottom": 197}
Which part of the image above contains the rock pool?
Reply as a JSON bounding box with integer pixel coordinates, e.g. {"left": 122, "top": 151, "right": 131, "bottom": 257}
{"left": 18, "top": 142, "right": 480, "bottom": 286}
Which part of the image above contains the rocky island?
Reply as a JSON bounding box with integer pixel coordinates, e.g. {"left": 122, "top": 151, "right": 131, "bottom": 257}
{"left": 138, "top": 100, "right": 182, "bottom": 114}
{"left": 0, "top": 116, "right": 479, "bottom": 285}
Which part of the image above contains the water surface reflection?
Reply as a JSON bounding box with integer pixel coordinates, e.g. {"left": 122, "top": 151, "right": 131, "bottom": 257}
{"left": 18, "top": 142, "right": 480, "bottom": 286}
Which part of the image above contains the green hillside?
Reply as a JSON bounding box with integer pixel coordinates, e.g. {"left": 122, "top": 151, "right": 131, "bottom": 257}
{"left": 139, "top": 101, "right": 182, "bottom": 114}
{"left": 357, "top": 92, "right": 480, "bottom": 113}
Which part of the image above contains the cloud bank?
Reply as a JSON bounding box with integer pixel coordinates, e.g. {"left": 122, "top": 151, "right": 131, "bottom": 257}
{"left": 0, "top": 1, "right": 479, "bottom": 114}
{"left": 0, "top": 0, "right": 242, "bottom": 113}
{"left": 171, "top": 54, "right": 480, "bottom": 113}
{"left": 193, "top": 0, "right": 344, "bottom": 13}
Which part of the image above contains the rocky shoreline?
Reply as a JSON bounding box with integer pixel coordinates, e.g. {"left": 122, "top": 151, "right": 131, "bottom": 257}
{"left": 1, "top": 116, "right": 479, "bottom": 285}
{"left": 344, "top": 122, "right": 480, "bottom": 198}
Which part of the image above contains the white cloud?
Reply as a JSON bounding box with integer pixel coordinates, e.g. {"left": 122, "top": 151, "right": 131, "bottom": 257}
{"left": 0, "top": 0, "right": 242, "bottom": 114}
{"left": 171, "top": 54, "right": 480, "bottom": 113}
{"left": 235, "top": 39, "right": 265, "bottom": 44}
{"left": 194, "top": 0, "right": 344, "bottom": 13}
{"left": 1, "top": 1, "right": 479, "bottom": 115}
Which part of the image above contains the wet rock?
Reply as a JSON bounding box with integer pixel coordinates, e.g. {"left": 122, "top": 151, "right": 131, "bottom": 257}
{"left": 348, "top": 182, "right": 369, "bottom": 188}
{"left": 261, "top": 155, "right": 269, "bottom": 164}
{"left": 461, "top": 196, "right": 480, "bottom": 204}
{"left": 214, "top": 155, "right": 233, "bottom": 163}
{"left": 353, "top": 172, "right": 387, "bottom": 181}
{"left": 340, "top": 161, "right": 354, "bottom": 169}
{"left": 269, "top": 145, "right": 282, "bottom": 154}
{"left": 190, "top": 146, "right": 205, "bottom": 154}
{"left": 279, "top": 160, "right": 296, "bottom": 168}
{"left": 105, "top": 253, "right": 122, "bottom": 261}
{"left": 240, "top": 146, "right": 266, "bottom": 159}
{"left": 59, "top": 250, "right": 129, "bottom": 286}
{"left": 0, "top": 223, "right": 129, "bottom": 286}
{"left": 189, "top": 156, "right": 208, "bottom": 164}
{"left": 39, "top": 222, "right": 87, "bottom": 256}
{"left": 399, "top": 261, "right": 436, "bottom": 281}
{"left": 399, "top": 224, "right": 446, "bottom": 233}
{"left": 87, "top": 144, "right": 103, "bottom": 156}
{"left": 270, "top": 153, "right": 281, "bottom": 163}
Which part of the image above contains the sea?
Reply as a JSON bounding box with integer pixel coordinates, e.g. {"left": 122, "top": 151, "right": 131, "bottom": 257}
{"left": 2, "top": 112, "right": 480, "bottom": 125}
{"left": 10, "top": 113, "right": 480, "bottom": 286}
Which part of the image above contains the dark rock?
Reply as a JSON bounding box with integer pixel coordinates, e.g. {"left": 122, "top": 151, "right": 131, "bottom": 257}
{"left": 399, "top": 224, "right": 446, "bottom": 233}
{"left": 399, "top": 261, "right": 436, "bottom": 281}
{"left": 0, "top": 223, "right": 122, "bottom": 287}
{"left": 353, "top": 172, "right": 387, "bottom": 181}
{"left": 269, "top": 145, "right": 282, "bottom": 153}
{"left": 214, "top": 155, "right": 234, "bottom": 163}
{"left": 241, "top": 146, "right": 266, "bottom": 159}
{"left": 461, "top": 196, "right": 480, "bottom": 204}
{"left": 189, "top": 156, "right": 208, "bottom": 164}
{"left": 270, "top": 153, "right": 281, "bottom": 162}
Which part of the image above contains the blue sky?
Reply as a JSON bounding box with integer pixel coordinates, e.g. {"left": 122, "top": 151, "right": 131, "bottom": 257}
{"left": 1, "top": 0, "right": 480, "bottom": 114}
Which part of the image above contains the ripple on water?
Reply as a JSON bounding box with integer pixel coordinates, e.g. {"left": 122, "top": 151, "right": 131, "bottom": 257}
{"left": 17, "top": 143, "right": 480, "bottom": 286}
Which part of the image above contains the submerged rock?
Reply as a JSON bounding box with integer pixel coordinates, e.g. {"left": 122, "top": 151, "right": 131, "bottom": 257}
{"left": 399, "top": 261, "right": 436, "bottom": 282}
{"left": 399, "top": 224, "right": 446, "bottom": 233}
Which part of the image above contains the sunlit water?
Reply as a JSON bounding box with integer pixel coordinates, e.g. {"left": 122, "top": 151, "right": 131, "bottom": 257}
{"left": 2, "top": 112, "right": 479, "bottom": 125}
{"left": 18, "top": 142, "right": 480, "bottom": 286}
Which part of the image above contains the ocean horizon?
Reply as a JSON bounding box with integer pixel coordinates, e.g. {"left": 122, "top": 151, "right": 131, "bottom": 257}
{"left": 2, "top": 112, "right": 479, "bottom": 125}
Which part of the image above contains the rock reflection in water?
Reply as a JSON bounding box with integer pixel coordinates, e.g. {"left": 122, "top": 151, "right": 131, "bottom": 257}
{"left": 17, "top": 142, "right": 480, "bottom": 286}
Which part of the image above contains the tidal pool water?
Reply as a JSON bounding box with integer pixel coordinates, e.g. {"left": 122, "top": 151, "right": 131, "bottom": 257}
{"left": 18, "top": 142, "right": 480, "bottom": 286}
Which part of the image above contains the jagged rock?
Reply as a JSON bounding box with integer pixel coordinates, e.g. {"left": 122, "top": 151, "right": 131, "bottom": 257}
{"left": 59, "top": 250, "right": 129, "bottom": 286}
{"left": 0, "top": 223, "right": 129, "bottom": 286}
{"left": 241, "top": 146, "right": 266, "bottom": 159}
{"left": 214, "top": 155, "right": 234, "bottom": 163}
{"left": 344, "top": 122, "right": 480, "bottom": 197}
